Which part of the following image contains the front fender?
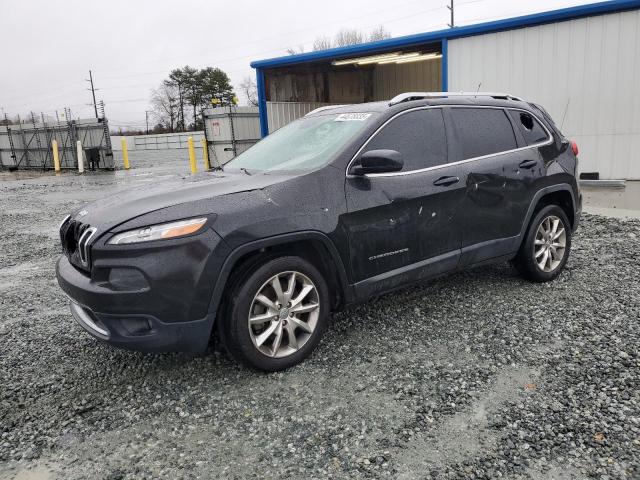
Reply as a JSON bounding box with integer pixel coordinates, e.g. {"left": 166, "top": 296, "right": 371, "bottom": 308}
{"left": 207, "top": 230, "right": 353, "bottom": 319}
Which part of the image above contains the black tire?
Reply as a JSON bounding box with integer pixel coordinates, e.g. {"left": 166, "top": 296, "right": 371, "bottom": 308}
{"left": 219, "top": 256, "right": 329, "bottom": 371}
{"left": 513, "top": 205, "right": 572, "bottom": 282}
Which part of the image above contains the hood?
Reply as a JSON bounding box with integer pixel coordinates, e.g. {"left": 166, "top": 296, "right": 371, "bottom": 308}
{"left": 71, "top": 170, "right": 292, "bottom": 232}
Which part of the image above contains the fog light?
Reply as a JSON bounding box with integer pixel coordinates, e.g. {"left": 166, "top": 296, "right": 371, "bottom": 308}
{"left": 120, "top": 318, "right": 152, "bottom": 336}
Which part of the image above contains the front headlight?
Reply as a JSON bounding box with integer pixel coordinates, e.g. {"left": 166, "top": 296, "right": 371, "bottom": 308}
{"left": 107, "top": 217, "right": 207, "bottom": 245}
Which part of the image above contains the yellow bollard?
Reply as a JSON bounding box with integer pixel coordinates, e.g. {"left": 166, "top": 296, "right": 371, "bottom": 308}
{"left": 121, "top": 138, "right": 130, "bottom": 170}
{"left": 52, "top": 139, "right": 61, "bottom": 173}
{"left": 188, "top": 136, "right": 197, "bottom": 174}
{"left": 201, "top": 138, "right": 210, "bottom": 171}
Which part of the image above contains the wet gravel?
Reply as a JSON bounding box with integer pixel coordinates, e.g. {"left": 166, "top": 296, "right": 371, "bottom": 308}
{"left": 0, "top": 159, "right": 639, "bottom": 479}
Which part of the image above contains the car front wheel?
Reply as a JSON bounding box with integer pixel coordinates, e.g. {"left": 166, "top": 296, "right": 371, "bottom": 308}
{"left": 514, "top": 204, "right": 572, "bottom": 282}
{"left": 220, "top": 256, "right": 329, "bottom": 371}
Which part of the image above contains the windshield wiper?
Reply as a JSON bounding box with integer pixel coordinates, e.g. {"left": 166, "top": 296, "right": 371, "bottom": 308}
{"left": 240, "top": 167, "right": 251, "bottom": 176}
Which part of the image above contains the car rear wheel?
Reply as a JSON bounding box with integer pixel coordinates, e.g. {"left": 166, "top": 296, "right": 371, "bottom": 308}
{"left": 513, "top": 205, "right": 572, "bottom": 282}
{"left": 220, "top": 256, "right": 329, "bottom": 371}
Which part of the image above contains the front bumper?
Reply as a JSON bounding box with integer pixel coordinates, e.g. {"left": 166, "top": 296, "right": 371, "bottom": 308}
{"left": 67, "top": 298, "right": 214, "bottom": 353}
{"left": 55, "top": 227, "right": 229, "bottom": 353}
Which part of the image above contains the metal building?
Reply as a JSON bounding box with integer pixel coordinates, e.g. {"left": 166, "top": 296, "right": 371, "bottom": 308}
{"left": 203, "top": 106, "right": 261, "bottom": 166}
{"left": 251, "top": 0, "right": 640, "bottom": 180}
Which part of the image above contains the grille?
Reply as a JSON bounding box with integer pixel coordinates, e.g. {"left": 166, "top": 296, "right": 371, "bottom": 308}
{"left": 60, "top": 218, "right": 97, "bottom": 270}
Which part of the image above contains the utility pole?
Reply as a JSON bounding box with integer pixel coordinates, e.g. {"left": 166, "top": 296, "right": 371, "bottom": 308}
{"left": 145, "top": 110, "right": 150, "bottom": 134}
{"left": 447, "top": 0, "right": 454, "bottom": 28}
{"left": 86, "top": 70, "right": 99, "bottom": 119}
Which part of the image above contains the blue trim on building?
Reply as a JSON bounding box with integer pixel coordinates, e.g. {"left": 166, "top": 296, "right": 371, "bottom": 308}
{"left": 256, "top": 68, "right": 269, "bottom": 137}
{"left": 251, "top": 0, "right": 640, "bottom": 136}
{"left": 251, "top": 0, "right": 640, "bottom": 69}
{"left": 441, "top": 38, "right": 448, "bottom": 91}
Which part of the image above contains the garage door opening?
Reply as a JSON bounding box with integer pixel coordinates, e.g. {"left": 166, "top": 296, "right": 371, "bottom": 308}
{"left": 262, "top": 42, "right": 442, "bottom": 133}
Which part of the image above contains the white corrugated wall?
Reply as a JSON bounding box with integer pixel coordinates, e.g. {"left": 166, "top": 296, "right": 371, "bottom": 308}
{"left": 266, "top": 101, "right": 339, "bottom": 133}
{"left": 448, "top": 9, "right": 640, "bottom": 180}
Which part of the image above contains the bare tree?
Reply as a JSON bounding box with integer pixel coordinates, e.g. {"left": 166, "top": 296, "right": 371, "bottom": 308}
{"left": 240, "top": 77, "right": 259, "bottom": 106}
{"left": 286, "top": 45, "right": 305, "bottom": 55}
{"left": 312, "top": 36, "right": 333, "bottom": 51}
{"left": 334, "top": 29, "right": 364, "bottom": 47}
{"left": 368, "top": 25, "right": 391, "bottom": 42}
{"left": 150, "top": 83, "right": 180, "bottom": 132}
{"left": 287, "top": 26, "right": 391, "bottom": 56}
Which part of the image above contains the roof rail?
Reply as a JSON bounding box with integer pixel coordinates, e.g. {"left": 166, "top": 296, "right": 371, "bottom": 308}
{"left": 389, "top": 91, "right": 522, "bottom": 106}
{"left": 305, "top": 104, "right": 349, "bottom": 116}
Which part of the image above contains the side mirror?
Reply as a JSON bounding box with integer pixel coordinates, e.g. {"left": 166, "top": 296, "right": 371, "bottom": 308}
{"left": 351, "top": 149, "right": 404, "bottom": 175}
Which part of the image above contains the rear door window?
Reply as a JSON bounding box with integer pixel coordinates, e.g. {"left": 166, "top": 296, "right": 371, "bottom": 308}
{"left": 363, "top": 108, "right": 447, "bottom": 171}
{"left": 508, "top": 110, "right": 550, "bottom": 145}
{"left": 449, "top": 108, "right": 517, "bottom": 160}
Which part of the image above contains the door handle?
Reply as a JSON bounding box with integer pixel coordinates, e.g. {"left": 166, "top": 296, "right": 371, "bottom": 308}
{"left": 433, "top": 176, "right": 460, "bottom": 187}
{"left": 519, "top": 159, "right": 538, "bottom": 169}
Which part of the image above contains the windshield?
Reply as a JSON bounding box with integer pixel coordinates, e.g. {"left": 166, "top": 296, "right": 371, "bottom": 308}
{"left": 226, "top": 112, "right": 375, "bottom": 173}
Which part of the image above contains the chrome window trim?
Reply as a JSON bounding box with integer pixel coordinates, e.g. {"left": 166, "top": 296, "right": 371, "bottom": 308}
{"left": 345, "top": 105, "right": 553, "bottom": 178}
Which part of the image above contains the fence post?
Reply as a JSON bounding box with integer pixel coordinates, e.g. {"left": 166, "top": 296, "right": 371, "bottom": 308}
{"left": 201, "top": 138, "right": 210, "bottom": 170}
{"left": 76, "top": 140, "right": 84, "bottom": 173}
{"left": 52, "top": 139, "right": 61, "bottom": 173}
{"left": 121, "top": 137, "right": 130, "bottom": 170}
{"left": 188, "top": 136, "right": 197, "bottom": 174}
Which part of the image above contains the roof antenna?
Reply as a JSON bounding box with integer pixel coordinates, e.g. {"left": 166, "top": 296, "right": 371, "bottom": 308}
{"left": 560, "top": 97, "right": 570, "bottom": 130}
{"left": 475, "top": 82, "right": 481, "bottom": 98}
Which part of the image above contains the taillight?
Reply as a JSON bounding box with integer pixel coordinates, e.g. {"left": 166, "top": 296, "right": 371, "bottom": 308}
{"left": 571, "top": 141, "right": 579, "bottom": 156}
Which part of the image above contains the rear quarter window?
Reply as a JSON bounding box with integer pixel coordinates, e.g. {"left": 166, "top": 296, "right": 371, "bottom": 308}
{"left": 508, "top": 110, "right": 550, "bottom": 145}
{"left": 449, "top": 108, "right": 517, "bottom": 160}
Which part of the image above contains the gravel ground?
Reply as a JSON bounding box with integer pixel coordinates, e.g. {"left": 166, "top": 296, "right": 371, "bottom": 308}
{"left": 1, "top": 154, "right": 639, "bottom": 479}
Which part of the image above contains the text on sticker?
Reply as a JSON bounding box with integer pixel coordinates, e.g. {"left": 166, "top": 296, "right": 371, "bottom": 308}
{"left": 334, "top": 113, "right": 372, "bottom": 122}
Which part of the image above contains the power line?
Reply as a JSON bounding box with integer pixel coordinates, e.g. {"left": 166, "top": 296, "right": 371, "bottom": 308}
{"left": 96, "top": 0, "right": 443, "bottom": 82}
{"left": 2, "top": 2, "right": 451, "bottom": 111}
{"left": 0, "top": 6, "right": 448, "bottom": 112}
{"left": 91, "top": 4, "right": 449, "bottom": 85}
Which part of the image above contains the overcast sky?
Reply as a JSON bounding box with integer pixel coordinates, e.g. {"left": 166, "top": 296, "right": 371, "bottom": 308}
{"left": 0, "top": 0, "right": 593, "bottom": 129}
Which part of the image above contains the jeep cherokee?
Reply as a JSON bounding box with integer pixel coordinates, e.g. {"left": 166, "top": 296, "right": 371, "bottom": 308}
{"left": 56, "top": 92, "right": 582, "bottom": 371}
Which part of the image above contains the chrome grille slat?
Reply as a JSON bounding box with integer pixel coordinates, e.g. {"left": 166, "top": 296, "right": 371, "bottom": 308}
{"left": 59, "top": 218, "right": 97, "bottom": 270}
{"left": 78, "top": 227, "right": 97, "bottom": 266}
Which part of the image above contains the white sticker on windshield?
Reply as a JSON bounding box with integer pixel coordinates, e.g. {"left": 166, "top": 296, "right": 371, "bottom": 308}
{"left": 334, "top": 113, "right": 372, "bottom": 122}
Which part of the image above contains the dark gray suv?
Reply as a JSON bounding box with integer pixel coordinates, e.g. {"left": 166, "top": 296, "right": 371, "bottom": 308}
{"left": 56, "top": 92, "right": 582, "bottom": 371}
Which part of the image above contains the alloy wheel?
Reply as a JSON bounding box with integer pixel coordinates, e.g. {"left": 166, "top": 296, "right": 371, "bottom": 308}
{"left": 247, "top": 271, "right": 320, "bottom": 358}
{"left": 534, "top": 215, "right": 567, "bottom": 272}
